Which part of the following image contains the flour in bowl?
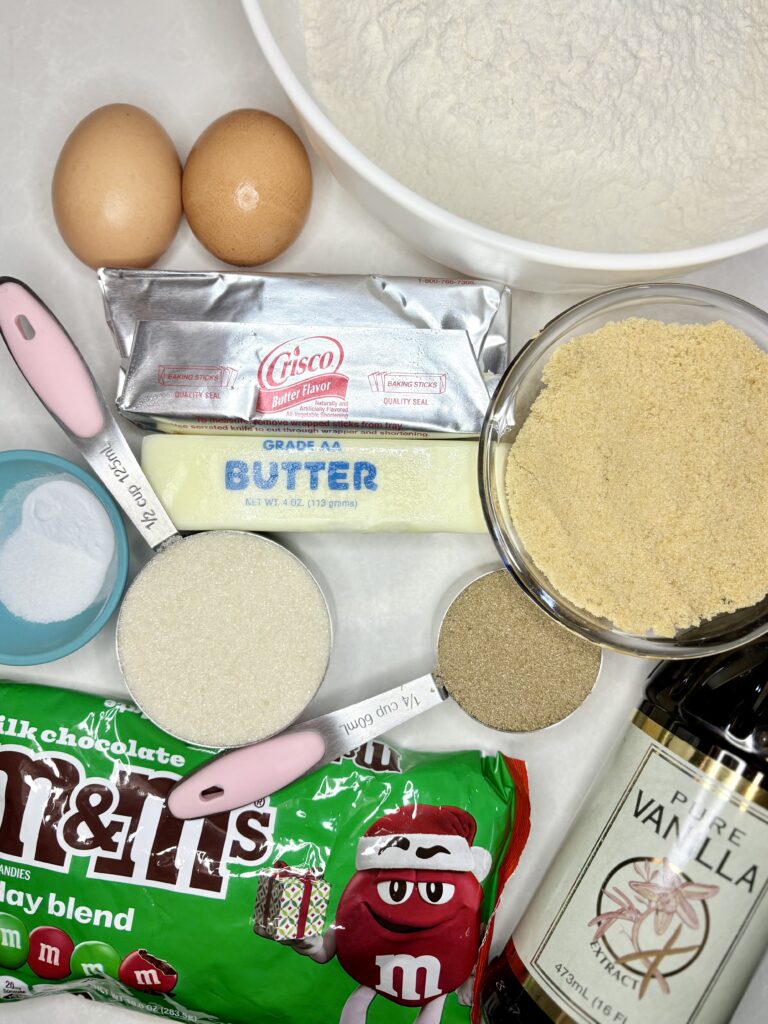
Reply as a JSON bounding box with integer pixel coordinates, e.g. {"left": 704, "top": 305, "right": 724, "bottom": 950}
{"left": 302, "top": 0, "right": 768, "bottom": 251}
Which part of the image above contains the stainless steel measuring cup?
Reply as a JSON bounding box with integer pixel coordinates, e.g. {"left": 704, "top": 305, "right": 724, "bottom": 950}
{"left": 0, "top": 278, "right": 332, "bottom": 745}
{"left": 168, "top": 568, "right": 605, "bottom": 818}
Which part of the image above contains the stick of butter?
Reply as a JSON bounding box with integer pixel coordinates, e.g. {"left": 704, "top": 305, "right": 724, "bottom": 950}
{"left": 141, "top": 435, "right": 485, "bottom": 533}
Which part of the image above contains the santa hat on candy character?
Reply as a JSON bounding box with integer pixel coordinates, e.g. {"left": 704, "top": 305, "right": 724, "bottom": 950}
{"left": 355, "top": 804, "right": 492, "bottom": 881}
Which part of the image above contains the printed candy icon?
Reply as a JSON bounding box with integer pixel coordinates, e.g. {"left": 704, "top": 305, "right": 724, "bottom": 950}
{"left": 0, "top": 913, "right": 28, "bottom": 969}
{"left": 254, "top": 861, "right": 330, "bottom": 942}
{"left": 118, "top": 949, "right": 178, "bottom": 993}
{"left": 70, "top": 940, "right": 121, "bottom": 980}
{"left": 28, "top": 926, "right": 73, "bottom": 980}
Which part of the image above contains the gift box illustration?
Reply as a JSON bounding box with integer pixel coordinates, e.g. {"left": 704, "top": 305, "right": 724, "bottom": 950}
{"left": 253, "top": 860, "right": 330, "bottom": 942}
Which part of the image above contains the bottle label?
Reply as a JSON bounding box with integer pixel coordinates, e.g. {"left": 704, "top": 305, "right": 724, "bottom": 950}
{"left": 512, "top": 714, "right": 768, "bottom": 1024}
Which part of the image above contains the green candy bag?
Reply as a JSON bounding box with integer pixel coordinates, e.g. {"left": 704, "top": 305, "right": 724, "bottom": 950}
{"left": 0, "top": 680, "right": 529, "bottom": 1023}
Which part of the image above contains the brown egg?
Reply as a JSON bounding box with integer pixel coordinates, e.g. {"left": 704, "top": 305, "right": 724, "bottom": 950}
{"left": 182, "top": 109, "right": 312, "bottom": 266}
{"left": 52, "top": 104, "right": 182, "bottom": 269}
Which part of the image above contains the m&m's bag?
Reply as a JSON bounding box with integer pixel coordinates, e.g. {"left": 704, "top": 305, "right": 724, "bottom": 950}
{"left": 0, "top": 680, "right": 528, "bottom": 1023}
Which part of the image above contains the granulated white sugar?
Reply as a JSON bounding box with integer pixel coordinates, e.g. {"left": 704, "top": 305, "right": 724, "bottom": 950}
{"left": 116, "top": 531, "right": 331, "bottom": 747}
{"left": 0, "top": 478, "right": 116, "bottom": 623}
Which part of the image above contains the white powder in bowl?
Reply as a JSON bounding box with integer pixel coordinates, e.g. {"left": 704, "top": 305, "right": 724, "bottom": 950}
{"left": 116, "top": 531, "right": 331, "bottom": 748}
{"left": 0, "top": 478, "right": 116, "bottom": 624}
{"left": 302, "top": 0, "right": 768, "bottom": 251}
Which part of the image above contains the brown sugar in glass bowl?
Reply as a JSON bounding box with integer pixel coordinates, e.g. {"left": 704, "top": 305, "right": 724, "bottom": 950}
{"left": 479, "top": 282, "right": 768, "bottom": 659}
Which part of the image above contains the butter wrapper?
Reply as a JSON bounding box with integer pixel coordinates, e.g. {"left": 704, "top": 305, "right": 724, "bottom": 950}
{"left": 140, "top": 434, "right": 486, "bottom": 533}
{"left": 120, "top": 319, "right": 491, "bottom": 436}
{"left": 100, "top": 269, "right": 512, "bottom": 437}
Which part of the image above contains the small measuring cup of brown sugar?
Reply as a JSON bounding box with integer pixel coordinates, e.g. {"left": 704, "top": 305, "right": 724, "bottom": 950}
{"left": 169, "top": 567, "right": 603, "bottom": 818}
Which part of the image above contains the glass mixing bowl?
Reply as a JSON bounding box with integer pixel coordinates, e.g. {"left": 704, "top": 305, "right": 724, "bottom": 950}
{"left": 479, "top": 282, "right": 768, "bottom": 658}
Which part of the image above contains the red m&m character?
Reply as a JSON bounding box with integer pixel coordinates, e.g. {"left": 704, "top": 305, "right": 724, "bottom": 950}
{"left": 292, "top": 804, "right": 491, "bottom": 1023}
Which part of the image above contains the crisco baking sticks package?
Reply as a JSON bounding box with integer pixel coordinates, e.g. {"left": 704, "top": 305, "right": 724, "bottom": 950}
{"left": 0, "top": 680, "right": 529, "bottom": 1024}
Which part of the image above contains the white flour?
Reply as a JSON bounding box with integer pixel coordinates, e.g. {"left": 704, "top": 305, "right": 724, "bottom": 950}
{"left": 0, "top": 479, "right": 116, "bottom": 624}
{"left": 302, "top": 0, "right": 768, "bottom": 251}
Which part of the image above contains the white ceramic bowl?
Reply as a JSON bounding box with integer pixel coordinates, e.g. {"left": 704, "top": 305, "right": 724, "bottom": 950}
{"left": 243, "top": 0, "right": 768, "bottom": 292}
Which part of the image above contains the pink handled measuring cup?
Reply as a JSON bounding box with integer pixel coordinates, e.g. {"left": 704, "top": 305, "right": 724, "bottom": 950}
{"left": 168, "top": 674, "right": 445, "bottom": 819}
{"left": 0, "top": 277, "right": 179, "bottom": 549}
{"left": 0, "top": 278, "right": 332, "bottom": 749}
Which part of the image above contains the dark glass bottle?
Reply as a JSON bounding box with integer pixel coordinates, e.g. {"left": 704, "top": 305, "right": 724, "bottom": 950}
{"left": 482, "top": 642, "right": 768, "bottom": 1024}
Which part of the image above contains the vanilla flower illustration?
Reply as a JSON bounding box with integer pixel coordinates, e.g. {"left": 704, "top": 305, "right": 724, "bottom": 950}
{"left": 629, "top": 858, "right": 719, "bottom": 935}
{"left": 588, "top": 859, "right": 719, "bottom": 999}
{"left": 588, "top": 887, "right": 640, "bottom": 941}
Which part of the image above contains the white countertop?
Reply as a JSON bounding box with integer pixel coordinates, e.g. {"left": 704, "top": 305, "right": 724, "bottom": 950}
{"left": 0, "top": 2, "right": 765, "bottom": 1021}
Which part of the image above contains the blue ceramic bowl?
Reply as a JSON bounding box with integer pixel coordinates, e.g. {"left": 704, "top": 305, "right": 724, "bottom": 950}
{"left": 0, "top": 451, "right": 129, "bottom": 665}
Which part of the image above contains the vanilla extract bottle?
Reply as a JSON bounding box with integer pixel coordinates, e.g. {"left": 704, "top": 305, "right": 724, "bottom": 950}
{"left": 482, "top": 641, "right": 768, "bottom": 1024}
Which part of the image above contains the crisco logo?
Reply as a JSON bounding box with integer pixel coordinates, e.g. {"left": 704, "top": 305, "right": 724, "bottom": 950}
{"left": 258, "top": 335, "right": 344, "bottom": 390}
